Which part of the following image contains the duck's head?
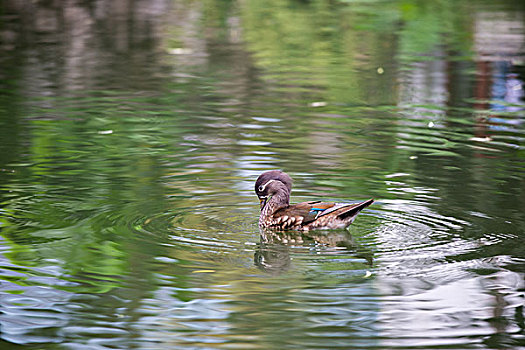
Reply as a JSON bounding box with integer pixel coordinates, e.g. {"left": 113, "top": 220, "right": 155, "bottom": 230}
{"left": 255, "top": 170, "right": 293, "bottom": 209}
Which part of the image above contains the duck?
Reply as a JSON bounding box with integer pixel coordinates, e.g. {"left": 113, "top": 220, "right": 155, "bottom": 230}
{"left": 255, "top": 170, "right": 374, "bottom": 231}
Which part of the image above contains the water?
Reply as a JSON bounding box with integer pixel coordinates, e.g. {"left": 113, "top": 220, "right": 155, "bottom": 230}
{"left": 0, "top": 0, "right": 524, "bottom": 349}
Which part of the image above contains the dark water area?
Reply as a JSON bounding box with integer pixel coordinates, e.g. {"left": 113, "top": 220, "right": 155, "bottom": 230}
{"left": 0, "top": 0, "right": 524, "bottom": 349}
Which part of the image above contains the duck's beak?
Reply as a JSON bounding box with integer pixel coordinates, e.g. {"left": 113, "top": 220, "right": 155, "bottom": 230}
{"left": 259, "top": 196, "right": 267, "bottom": 210}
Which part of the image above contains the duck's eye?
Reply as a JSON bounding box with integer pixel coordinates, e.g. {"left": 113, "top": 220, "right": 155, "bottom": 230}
{"left": 258, "top": 185, "right": 264, "bottom": 192}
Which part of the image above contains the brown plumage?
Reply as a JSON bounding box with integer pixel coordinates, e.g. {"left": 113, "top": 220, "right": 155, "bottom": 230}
{"left": 255, "top": 170, "right": 374, "bottom": 231}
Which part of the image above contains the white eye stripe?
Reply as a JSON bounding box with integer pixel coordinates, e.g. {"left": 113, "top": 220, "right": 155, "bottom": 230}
{"left": 258, "top": 179, "right": 276, "bottom": 192}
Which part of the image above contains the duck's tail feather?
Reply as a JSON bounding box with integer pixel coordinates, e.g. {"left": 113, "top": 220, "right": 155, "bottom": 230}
{"left": 337, "top": 198, "right": 374, "bottom": 220}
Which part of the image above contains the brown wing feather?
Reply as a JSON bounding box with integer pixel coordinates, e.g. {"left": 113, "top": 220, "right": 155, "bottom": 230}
{"left": 274, "top": 201, "right": 336, "bottom": 225}
{"left": 334, "top": 199, "right": 374, "bottom": 219}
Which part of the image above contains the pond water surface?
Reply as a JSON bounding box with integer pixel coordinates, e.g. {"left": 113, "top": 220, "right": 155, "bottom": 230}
{"left": 0, "top": 0, "right": 524, "bottom": 349}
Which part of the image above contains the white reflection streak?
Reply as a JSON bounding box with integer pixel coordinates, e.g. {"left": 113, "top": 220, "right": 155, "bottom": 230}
{"left": 375, "top": 271, "right": 524, "bottom": 348}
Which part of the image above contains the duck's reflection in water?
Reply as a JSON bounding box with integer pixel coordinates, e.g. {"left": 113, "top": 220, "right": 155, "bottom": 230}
{"left": 254, "top": 229, "right": 373, "bottom": 274}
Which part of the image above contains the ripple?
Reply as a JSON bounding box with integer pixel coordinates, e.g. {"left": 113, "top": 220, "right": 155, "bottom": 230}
{"left": 139, "top": 205, "right": 258, "bottom": 259}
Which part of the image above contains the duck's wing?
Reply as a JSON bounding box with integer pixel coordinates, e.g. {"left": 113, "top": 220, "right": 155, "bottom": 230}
{"left": 317, "top": 199, "right": 375, "bottom": 220}
{"left": 273, "top": 199, "right": 374, "bottom": 227}
{"left": 273, "top": 201, "right": 338, "bottom": 227}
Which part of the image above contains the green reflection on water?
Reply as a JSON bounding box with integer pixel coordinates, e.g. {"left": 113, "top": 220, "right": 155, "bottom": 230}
{"left": 0, "top": 90, "right": 189, "bottom": 293}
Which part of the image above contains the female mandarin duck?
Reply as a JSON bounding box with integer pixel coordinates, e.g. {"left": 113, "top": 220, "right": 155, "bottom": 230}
{"left": 255, "top": 170, "right": 374, "bottom": 231}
